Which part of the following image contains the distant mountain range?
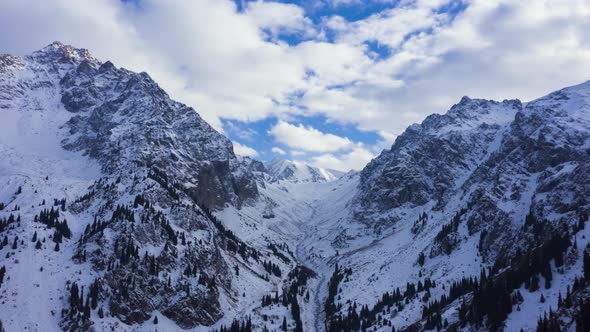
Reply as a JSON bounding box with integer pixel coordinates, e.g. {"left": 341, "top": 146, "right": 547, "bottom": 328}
{"left": 264, "top": 158, "right": 345, "bottom": 183}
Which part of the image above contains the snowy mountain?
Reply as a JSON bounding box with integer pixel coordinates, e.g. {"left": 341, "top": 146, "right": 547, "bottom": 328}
{"left": 1, "top": 42, "right": 589, "bottom": 332}
{"left": 319, "top": 83, "right": 590, "bottom": 331}
{"left": 264, "top": 158, "right": 343, "bottom": 183}
{"left": 0, "top": 42, "right": 294, "bottom": 332}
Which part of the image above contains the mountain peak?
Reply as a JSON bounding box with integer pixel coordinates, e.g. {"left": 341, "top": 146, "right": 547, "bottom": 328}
{"left": 29, "top": 41, "right": 95, "bottom": 65}
{"left": 265, "top": 158, "right": 342, "bottom": 183}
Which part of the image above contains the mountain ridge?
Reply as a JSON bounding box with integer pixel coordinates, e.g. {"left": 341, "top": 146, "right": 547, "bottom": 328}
{"left": 264, "top": 158, "right": 344, "bottom": 183}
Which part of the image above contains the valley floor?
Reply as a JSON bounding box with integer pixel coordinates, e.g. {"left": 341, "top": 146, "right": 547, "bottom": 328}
{"left": 218, "top": 175, "right": 361, "bottom": 332}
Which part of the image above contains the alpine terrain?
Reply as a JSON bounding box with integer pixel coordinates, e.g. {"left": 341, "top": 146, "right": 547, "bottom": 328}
{"left": 0, "top": 42, "right": 589, "bottom": 332}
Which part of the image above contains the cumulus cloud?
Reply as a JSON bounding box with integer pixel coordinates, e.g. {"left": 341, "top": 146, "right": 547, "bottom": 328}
{"left": 233, "top": 141, "right": 259, "bottom": 157}
{"left": 271, "top": 147, "right": 287, "bottom": 155}
{"left": 267, "top": 120, "right": 378, "bottom": 171}
{"left": 224, "top": 121, "right": 258, "bottom": 141}
{"left": 269, "top": 121, "right": 353, "bottom": 152}
{"left": 328, "top": 2, "right": 446, "bottom": 48}
{"left": 311, "top": 147, "right": 375, "bottom": 171}
{"left": 244, "top": 1, "right": 315, "bottom": 39}
{"left": 312, "top": 0, "right": 590, "bottom": 134}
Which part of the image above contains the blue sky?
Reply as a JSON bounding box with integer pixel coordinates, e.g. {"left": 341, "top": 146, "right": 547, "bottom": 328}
{"left": 1, "top": 0, "right": 589, "bottom": 170}
{"left": 223, "top": 114, "right": 383, "bottom": 161}
{"left": 222, "top": 0, "right": 470, "bottom": 168}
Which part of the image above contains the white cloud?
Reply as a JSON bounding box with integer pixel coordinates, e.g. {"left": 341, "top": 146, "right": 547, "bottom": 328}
{"left": 1, "top": 0, "right": 589, "bottom": 171}
{"left": 269, "top": 121, "right": 353, "bottom": 152}
{"left": 225, "top": 121, "right": 258, "bottom": 141}
{"left": 328, "top": 2, "right": 447, "bottom": 48}
{"left": 293, "top": 41, "right": 374, "bottom": 86}
{"left": 311, "top": 147, "right": 375, "bottom": 171}
{"left": 267, "top": 120, "right": 376, "bottom": 171}
{"left": 312, "top": 0, "right": 590, "bottom": 135}
{"left": 328, "top": 0, "right": 362, "bottom": 7}
{"left": 244, "top": 1, "right": 314, "bottom": 39}
{"left": 290, "top": 150, "right": 306, "bottom": 156}
{"left": 233, "top": 141, "right": 259, "bottom": 157}
{"left": 271, "top": 147, "right": 287, "bottom": 155}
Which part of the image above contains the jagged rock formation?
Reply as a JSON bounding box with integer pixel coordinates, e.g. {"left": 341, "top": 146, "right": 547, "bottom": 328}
{"left": 5, "top": 42, "right": 257, "bottom": 209}
{"left": 355, "top": 82, "right": 590, "bottom": 262}
{"left": 357, "top": 97, "right": 522, "bottom": 217}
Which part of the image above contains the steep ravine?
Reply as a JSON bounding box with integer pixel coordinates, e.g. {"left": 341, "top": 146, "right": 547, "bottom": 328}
{"left": 293, "top": 203, "right": 326, "bottom": 332}
{"left": 258, "top": 176, "right": 361, "bottom": 332}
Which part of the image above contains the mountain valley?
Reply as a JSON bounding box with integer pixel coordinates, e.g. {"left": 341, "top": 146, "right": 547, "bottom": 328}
{"left": 0, "top": 42, "right": 589, "bottom": 332}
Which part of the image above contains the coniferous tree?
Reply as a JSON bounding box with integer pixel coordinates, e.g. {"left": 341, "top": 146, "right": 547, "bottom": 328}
{"left": 35, "top": 240, "right": 42, "bottom": 250}
{"left": 578, "top": 212, "right": 587, "bottom": 231}
{"left": 98, "top": 307, "right": 104, "bottom": 318}
{"left": 418, "top": 252, "right": 425, "bottom": 266}
{"left": 84, "top": 296, "right": 91, "bottom": 317}
{"left": 565, "top": 286, "right": 573, "bottom": 308}
{"left": 530, "top": 275, "right": 540, "bottom": 292}
{"left": 69, "top": 282, "right": 79, "bottom": 309}
{"left": 575, "top": 297, "right": 590, "bottom": 332}
{"left": 79, "top": 286, "right": 84, "bottom": 309}
{"left": 0, "top": 266, "right": 5, "bottom": 289}
{"left": 153, "top": 315, "right": 158, "bottom": 324}
{"left": 583, "top": 246, "right": 590, "bottom": 280}
{"left": 543, "top": 261, "right": 552, "bottom": 289}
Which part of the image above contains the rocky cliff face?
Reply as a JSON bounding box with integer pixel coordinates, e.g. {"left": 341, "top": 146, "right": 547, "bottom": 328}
{"left": 460, "top": 83, "right": 590, "bottom": 263}
{"left": 47, "top": 42, "right": 257, "bottom": 209}
{"left": 355, "top": 84, "right": 590, "bottom": 262}
{"left": 2, "top": 41, "right": 257, "bottom": 210}
{"left": 357, "top": 97, "right": 522, "bottom": 217}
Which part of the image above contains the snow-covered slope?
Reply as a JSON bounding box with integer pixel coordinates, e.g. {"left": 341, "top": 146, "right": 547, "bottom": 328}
{"left": 265, "top": 158, "right": 343, "bottom": 183}
{"left": 217, "top": 170, "right": 361, "bottom": 331}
